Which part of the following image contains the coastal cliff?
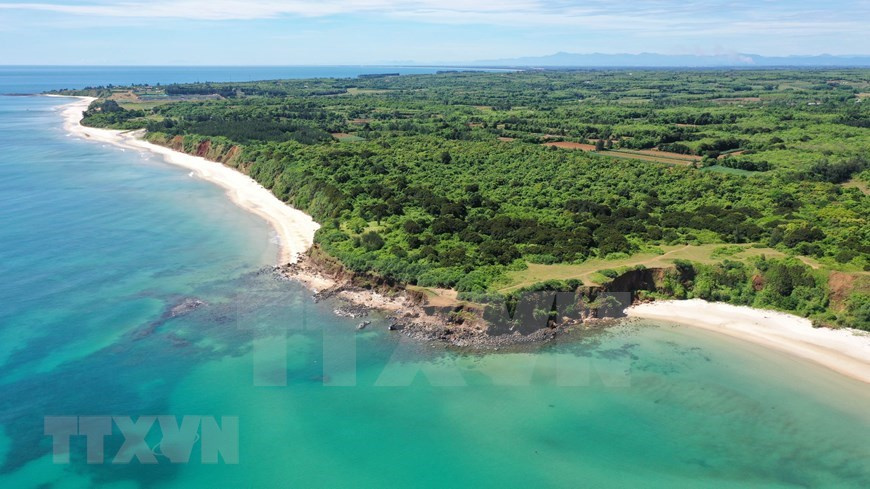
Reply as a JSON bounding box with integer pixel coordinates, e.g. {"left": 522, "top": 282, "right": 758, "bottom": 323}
{"left": 148, "top": 133, "right": 246, "bottom": 168}
{"left": 279, "top": 244, "right": 688, "bottom": 349}
{"left": 65, "top": 96, "right": 868, "bottom": 340}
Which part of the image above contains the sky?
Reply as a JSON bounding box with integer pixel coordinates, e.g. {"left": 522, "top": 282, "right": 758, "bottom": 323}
{"left": 0, "top": 0, "right": 868, "bottom": 65}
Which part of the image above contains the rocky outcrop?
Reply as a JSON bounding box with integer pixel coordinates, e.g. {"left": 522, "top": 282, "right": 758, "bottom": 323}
{"left": 602, "top": 267, "right": 663, "bottom": 296}
{"left": 279, "top": 249, "right": 701, "bottom": 349}
{"left": 134, "top": 296, "right": 207, "bottom": 339}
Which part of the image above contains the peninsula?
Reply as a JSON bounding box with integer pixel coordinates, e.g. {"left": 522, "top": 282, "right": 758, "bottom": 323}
{"left": 50, "top": 68, "right": 870, "bottom": 374}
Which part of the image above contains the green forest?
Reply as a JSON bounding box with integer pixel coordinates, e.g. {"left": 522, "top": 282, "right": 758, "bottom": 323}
{"left": 56, "top": 69, "right": 870, "bottom": 329}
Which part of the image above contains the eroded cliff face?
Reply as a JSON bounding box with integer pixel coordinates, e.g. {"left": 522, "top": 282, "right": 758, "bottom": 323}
{"left": 308, "top": 245, "right": 693, "bottom": 322}
{"left": 307, "top": 245, "right": 412, "bottom": 294}
{"left": 283, "top": 244, "right": 707, "bottom": 348}
{"left": 603, "top": 268, "right": 663, "bottom": 295}
{"left": 603, "top": 266, "right": 695, "bottom": 297}
{"left": 148, "top": 133, "right": 246, "bottom": 168}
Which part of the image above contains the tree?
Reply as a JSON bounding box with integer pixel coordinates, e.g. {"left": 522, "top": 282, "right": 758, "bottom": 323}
{"left": 479, "top": 241, "right": 520, "bottom": 265}
{"left": 595, "top": 228, "right": 632, "bottom": 256}
{"left": 360, "top": 231, "right": 385, "bottom": 251}
{"left": 403, "top": 219, "right": 423, "bottom": 234}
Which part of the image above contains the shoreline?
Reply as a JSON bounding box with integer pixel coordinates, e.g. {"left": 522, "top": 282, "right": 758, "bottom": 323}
{"left": 53, "top": 95, "right": 870, "bottom": 373}
{"left": 55, "top": 95, "right": 497, "bottom": 345}
{"left": 627, "top": 299, "right": 870, "bottom": 384}
{"left": 54, "top": 95, "right": 319, "bottom": 265}
{"left": 55, "top": 95, "right": 463, "bottom": 343}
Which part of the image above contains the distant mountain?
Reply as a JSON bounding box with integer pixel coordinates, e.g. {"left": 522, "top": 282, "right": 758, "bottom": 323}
{"left": 473, "top": 52, "right": 870, "bottom": 68}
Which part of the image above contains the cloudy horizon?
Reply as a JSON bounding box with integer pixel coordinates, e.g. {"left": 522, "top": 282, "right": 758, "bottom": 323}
{"left": 1, "top": 0, "right": 868, "bottom": 65}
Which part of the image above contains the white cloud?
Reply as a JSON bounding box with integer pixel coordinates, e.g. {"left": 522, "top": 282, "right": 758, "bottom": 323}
{"left": 0, "top": 0, "right": 866, "bottom": 42}
{"left": 0, "top": 1, "right": 543, "bottom": 21}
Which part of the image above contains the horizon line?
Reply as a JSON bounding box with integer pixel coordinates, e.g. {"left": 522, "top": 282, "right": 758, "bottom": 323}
{"left": 2, "top": 63, "right": 870, "bottom": 69}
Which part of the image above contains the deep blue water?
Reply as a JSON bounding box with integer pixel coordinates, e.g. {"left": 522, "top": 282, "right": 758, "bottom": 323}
{"left": 0, "top": 68, "right": 868, "bottom": 488}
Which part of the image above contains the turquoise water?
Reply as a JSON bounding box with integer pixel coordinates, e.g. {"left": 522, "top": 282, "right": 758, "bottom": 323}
{"left": 1, "top": 70, "right": 869, "bottom": 488}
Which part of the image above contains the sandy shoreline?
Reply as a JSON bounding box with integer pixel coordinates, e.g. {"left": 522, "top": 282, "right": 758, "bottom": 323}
{"left": 53, "top": 95, "right": 319, "bottom": 265}
{"left": 627, "top": 299, "right": 870, "bottom": 384}
{"left": 51, "top": 96, "right": 870, "bottom": 374}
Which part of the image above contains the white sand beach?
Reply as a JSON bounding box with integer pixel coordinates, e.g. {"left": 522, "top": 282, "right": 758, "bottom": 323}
{"left": 56, "top": 96, "right": 319, "bottom": 265}
{"left": 627, "top": 299, "right": 870, "bottom": 384}
{"left": 54, "top": 96, "right": 870, "bottom": 382}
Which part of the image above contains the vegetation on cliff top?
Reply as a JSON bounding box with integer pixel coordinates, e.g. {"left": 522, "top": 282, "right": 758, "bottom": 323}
{"left": 55, "top": 69, "right": 870, "bottom": 328}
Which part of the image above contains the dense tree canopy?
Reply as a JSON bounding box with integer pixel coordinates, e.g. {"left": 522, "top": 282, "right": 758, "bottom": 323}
{"left": 64, "top": 68, "right": 870, "bottom": 328}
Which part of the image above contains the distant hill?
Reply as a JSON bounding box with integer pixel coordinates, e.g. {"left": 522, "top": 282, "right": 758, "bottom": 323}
{"left": 473, "top": 52, "right": 870, "bottom": 68}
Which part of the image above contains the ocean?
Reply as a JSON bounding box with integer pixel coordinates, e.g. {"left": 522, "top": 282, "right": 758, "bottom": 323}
{"left": 0, "top": 67, "right": 868, "bottom": 488}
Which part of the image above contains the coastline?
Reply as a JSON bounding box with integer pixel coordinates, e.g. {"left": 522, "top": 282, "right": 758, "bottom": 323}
{"left": 54, "top": 95, "right": 870, "bottom": 374}
{"left": 55, "top": 95, "right": 319, "bottom": 265}
{"left": 54, "top": 95, "right": 486, "bottom": 344}
{"left": 627, "top": 299, "right": 870, "bottom": 384}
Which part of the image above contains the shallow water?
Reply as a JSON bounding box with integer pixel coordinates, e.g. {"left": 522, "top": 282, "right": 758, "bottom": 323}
{"left": 1, "top": 70, "right": 868, "bottom": 488}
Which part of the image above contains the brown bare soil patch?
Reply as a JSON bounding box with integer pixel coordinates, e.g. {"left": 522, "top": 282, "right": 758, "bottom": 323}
{"left": 331, "top": 132, "right": 351, "bottom": 138}
{"left": 350, "top": 118, "right": 371, "bottom": 124}
{"left": 828, "top": 272, "right": 857, "bottom": 312}
{"left": 169, "top": 135, "right": 184, "bottom": 151}
{"left": 752, "top": 274, "right": 765, "bottom": 291}
{"left": 542, "top": 141, "right": 597, "bottom": 151}
{"left": 497, "top": 137, "right": 515, "bottom": 142}
{"left": 195, "top": 140, "right": 211, "bottom": 157}
{"left": 603, "top": 148, "right": 700, "bottom": 165}
{"left": 631, "top": 148, "right": 700, "bottom": 160}
{"left": 223, "top": 145, "right": 242, "bottom": 164}
{"left": 605, "top": 150, "right": 696, "bottom": 166}
{"left": 424, "top": 288, "right": 460, "bottom": 307}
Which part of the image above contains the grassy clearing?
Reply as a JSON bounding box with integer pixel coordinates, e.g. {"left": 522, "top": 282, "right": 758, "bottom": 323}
{"left": 713, "top": 97, "right": 763, "bottom": 104}
{"left": 843, "top": 178, "right": 869, "bottom": 195}
{"left": 702, "top": 165, "right": 758, "bottom": 176}
{"left": 345, "top": 88, "right": 391, "bottom": 95}
{"left": 406, "top": 286, "right": 460, "bottom": 307}
{"left": 497, "top": 244, "right": 788, "bottom": 292}
{"left": 618, "top": 148, "right": 700, "bottom": 161}
{"left": 118, "top": 101, "right": 173, "bottom": 111}
{"left": 545, "top": 143, "right": 701, "bottom": 166}
{"left": 332, "top": 133, "right": 365, "bottom": 142}
{"left": 542, "top": 141, "right": 597, "bottom": 151}
{"left": 597, "top": 150, "right": 696, "bottom": 166}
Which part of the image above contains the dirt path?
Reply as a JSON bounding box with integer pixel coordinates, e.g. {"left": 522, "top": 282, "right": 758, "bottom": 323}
{"left": 573, "top": 244, "right": 693, "bottom": 286}
{"left": 798, "top": 256, "right": 822, "bottom": 270}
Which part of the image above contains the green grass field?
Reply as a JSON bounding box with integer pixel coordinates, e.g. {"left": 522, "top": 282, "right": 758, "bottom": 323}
{"left": 497, "top": 244, "right": 789, "bottom": 292}
{"left": 702, "top": 165, "right": 757, "bottom": 176}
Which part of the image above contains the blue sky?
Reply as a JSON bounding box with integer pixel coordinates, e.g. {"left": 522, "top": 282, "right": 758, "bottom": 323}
{"left": 0, "top": 0, "right": 868, "bottom": 65}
